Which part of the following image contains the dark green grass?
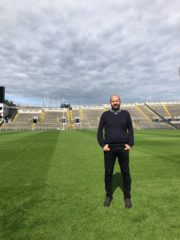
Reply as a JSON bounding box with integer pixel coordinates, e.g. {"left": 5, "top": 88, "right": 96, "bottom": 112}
{"left": 0, "top": 130, "right": 179, "bottom": 240}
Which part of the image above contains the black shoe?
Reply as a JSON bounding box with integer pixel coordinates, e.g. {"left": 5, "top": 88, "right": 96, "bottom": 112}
{"left": 124, "top": 198, "right": 132, "bottom": 208}
{"left": 104, "top": 196, "right": 112, "bottom": 207}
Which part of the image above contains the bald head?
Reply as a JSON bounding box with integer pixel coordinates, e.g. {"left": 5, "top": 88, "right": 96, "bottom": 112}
{"left": 110, "top": 95, "right": 121, "bottom": 110}
{"left": 110, "top": 95, "right": 121, "bottom": 103}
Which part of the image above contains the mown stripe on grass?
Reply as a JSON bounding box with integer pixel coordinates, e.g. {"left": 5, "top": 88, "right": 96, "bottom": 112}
{"left": 0, "top": 131, "right": 46, "bottom": 148}
{"left": 13, "top": 130, "right": 104, "bottom": 240}
{"left": 0, "top": 131, "right": 60, "bottom": 240}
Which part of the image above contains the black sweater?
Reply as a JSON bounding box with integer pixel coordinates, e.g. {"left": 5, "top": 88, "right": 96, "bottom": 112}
{"left": 97, "top": 110, "right": 134, "bottom": 147}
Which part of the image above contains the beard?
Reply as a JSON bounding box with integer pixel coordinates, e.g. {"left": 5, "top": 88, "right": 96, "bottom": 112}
{"left": 111, "top": 104, "right": 120, "bottom": 111}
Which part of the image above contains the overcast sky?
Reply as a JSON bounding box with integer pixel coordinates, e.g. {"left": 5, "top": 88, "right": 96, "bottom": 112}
{"left": 0, "top": 0, "right": 180, "bottom": 106}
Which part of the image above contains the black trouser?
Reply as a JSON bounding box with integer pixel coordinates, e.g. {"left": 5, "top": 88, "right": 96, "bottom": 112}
{"left": 104, "top": 145, "right": 131, "bottom": 198}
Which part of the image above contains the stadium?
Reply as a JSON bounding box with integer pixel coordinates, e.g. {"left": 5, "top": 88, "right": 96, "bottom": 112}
{"left": 1, "top": 0, "right": 180, "bottom": 239}
{"left": 0, "top": 86, "right": 180, "bottom": 240}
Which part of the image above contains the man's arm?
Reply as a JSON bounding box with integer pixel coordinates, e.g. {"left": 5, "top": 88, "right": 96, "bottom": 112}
{"left": 97, "top": 113, "right": 105, "bottom": 147}
{"left": 127, "top": 112, "right": 134, "bottom": 147}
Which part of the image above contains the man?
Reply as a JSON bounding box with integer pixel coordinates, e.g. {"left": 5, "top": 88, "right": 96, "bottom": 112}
{"left": 97, "top": 95, "right": 134, "bottom": 208}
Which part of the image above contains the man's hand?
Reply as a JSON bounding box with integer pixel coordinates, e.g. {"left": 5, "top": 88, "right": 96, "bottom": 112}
{"left": 103, "top": 144, "right": 110, "bottom": 152}
{"left": 124, "top": 144, "right": 131, "bottom": 151}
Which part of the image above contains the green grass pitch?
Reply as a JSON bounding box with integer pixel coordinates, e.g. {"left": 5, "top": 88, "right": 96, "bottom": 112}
{"left": 0, "top": 129, "right": 179, "bottom": 240}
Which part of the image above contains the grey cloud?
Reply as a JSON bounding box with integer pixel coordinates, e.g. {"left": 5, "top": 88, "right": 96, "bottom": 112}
{"left": 1, "top": 0, "right": 180, "bottom": 106}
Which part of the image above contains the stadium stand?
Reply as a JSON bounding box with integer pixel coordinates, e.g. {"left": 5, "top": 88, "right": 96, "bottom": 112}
{"left": 0, "top": 102, "right": 179, "bottom": 131}
{"left": 121, "top": 104, "right": 172, "bottom": 129}
{"left": 165, "top": 103, "right": 180, "bottom": 128}
{"left": 166, "top": 103, "right": 180, "bottom": 119}
{"left": 1, "top": 109, "right": 41, "bottom": 130}
{"left": 78, "top": 107, "right": 104, "bottom": 129}
{"left": 71, "top": 108, "right": 81, "bottom": 129}
{"left": 147, "top": 103, "right": 169, "bottom": 117}
{"left": 35, "top": 109, "right": 68, "bottom": 130}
